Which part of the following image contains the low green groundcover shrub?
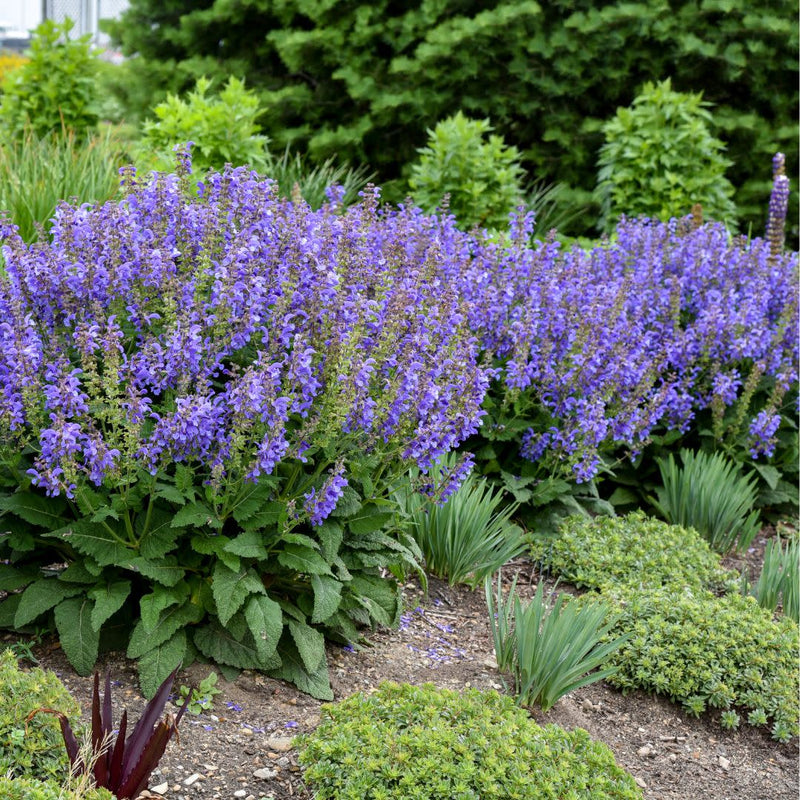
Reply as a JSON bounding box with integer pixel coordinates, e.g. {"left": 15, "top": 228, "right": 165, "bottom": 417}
{"left": 0, "top": 777, "right": 112, "bottom": 800}
{"left": 0, "top": 649, "right": 82, "bottom": 780}
{"left": 296, "top": 682, "right": 643, "bottom": 799}
{"left": 599, "top": 588, "right": 798, "bottom": 741}
{"left": 538, "top": 511, "right": 737, "bottom": 593}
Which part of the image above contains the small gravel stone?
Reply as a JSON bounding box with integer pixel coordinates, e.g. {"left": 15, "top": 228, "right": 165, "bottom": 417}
{"left": 233, "top": 791, "right": 247, "bottom": 798}
{"left": 266, "top": 736, "right": 294, "bottom": 752}
{"left": 719, "top": 756, "right": 731, "bottom": 770}
{"left": 152, "top": 784, "right": 169, "bottom": 796}
{"left": 253, "top": 768, "right": 277, "bottom": 779}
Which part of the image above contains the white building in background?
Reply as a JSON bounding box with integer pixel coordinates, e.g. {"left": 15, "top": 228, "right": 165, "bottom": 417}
{"left": 0, "top": 0, "right": 128, "bottom": 46}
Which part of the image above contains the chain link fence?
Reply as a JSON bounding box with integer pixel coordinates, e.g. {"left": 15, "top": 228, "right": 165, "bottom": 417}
{"left": 43, "top": 0, "right": 128, "bottom": 47}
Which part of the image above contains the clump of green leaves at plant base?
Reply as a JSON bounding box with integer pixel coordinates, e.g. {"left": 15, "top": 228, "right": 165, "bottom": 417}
{"left": 596, "top": 588, "right": 798, "bottom": 742}
{"left": 0, "top": 19, "right": 99, "bottom": 140}
{"left": 408, "top": 112, "right": 526, "bottom": 231}
{"left": 511, "top": 582, "right": 629, "bottom": 711}
{"left": 0, "top": 128, "right": 122, "bottom": 243}
{"left": 0, "top": 649, "right": 82, "bottom": 780}
{"left": 742, "top": 535, "right": 799, "bottom": 624}
{"left": 139, "top": 76, "right": 270, "bottom": 175}
{"left": 296, "top": 682, "right": 643, "bottom": 800}
{"left": 536, "top": 511, "right": 738, "bottom": 594}
{"left": 176, "top": 671, "right": 221, "bottom": 714}
{"left": 401, "top": 458, "right": 525, "bottom": 588}
{"left": 654, "top": 449, "right": 761, "bottom": 553}
{"left": 596, "top": 79, "right": 737, "bottom": 231}
{"left": 0, "top": 777, "right": 113, "bottom": 800}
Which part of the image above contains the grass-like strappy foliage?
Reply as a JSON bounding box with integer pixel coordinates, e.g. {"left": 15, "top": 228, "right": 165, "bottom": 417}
{"left": 512, "top": 583, "right": 630, "bottom": 711}
{"left": 742, "top": 535, "right": 799, "bottom": 623}
{"left": 0, "top": 128, "right": 121, "bottom": 242}
{"left": 405, "top": 467, "right": 525, "bottom": 588}
{"left": 654, "top": 449, "right": 761, "bottom": 553}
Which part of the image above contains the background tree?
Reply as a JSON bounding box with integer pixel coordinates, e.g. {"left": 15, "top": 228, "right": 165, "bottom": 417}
{"left": 107, "top": 0, "right": 799, "bottom": 238}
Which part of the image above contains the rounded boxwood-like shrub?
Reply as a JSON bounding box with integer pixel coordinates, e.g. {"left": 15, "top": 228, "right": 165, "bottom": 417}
{"left": 296, "top": 682, "right": 642, "bottom": 799}
{"left": 539, "top": 511, "right": 738, "bottom": 593}
{"left": 0, "top": 777, "right": 112, "bottom": 800}
{"left": 0, "top": 649, "right": 82, "bottom": 780}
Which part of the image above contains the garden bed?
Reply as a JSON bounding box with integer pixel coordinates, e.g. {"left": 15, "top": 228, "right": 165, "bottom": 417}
{"left": 7, "top": 528, "right": 797, "bottom": 800}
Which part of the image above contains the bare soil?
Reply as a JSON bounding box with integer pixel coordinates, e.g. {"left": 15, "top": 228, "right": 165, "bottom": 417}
{"left": 6, "top": 529, "right": 798, "bottom": 800}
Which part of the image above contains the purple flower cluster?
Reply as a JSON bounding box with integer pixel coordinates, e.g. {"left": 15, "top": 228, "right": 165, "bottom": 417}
{"left": 457, "top": 208, "right": 798, "bottom": 480}
{"left": 0, "top": 164, "right": 490, "bottom": 519}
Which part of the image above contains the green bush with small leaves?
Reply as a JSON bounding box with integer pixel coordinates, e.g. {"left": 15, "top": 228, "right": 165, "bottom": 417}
{"left": 0, "top": 19, "right": 99, "bottom": 140}
{"left": 296, "top": 682, "right": 643, "bottom": 799}
{"left": 597, "top": 588, "right": 799, "bottom": 742}
{"left": 139, "top": 76, "right": 270, "bottom": 175}
{"left": 0, "top": 649, "right": 82, "bottom": 780}
{"left": 596, "top": 78, "right": 737, "bottom": 231}
{"left": 538, "top": 511, "right": 737, "bottom": 593}
{"left": 408, "top": 112, "right": 526, "bottom": 231}
{"left": 0, "top": 777, "right": 112, "bottom": 800}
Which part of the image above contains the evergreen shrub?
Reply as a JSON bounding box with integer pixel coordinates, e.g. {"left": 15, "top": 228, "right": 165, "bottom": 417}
{"left": 0, "top": 649, "right": 82, "bottom": 780}
{"left": 296, "top": 682, "right": 643, "bottom": 799}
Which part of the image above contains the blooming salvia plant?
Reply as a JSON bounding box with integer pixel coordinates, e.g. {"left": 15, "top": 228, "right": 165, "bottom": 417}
{"left": 0, "top": 151, "right": 489, "bottom": 698}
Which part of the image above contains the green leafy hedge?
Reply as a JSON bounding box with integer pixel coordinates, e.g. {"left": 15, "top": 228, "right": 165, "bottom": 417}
{"left": 109, "top": 0, "right": 798, "bottom": 238}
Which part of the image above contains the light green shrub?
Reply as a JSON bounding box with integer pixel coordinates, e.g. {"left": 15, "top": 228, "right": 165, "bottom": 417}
{"left": 596, "top": 78, "right": 737, "bottom": 230}
{"left": 139, "top": 76, "right": 270, "bottom": 174}
{"left": 0, "top": 777, "right": 112, "bottom": 800}
{"left": 599, "top": 588, "right": 799, "bottom": 741}
{"left": 539, "top": 511, "right": 737, "bottom": 593}
{"left": 0, "top": 649, "right": 82, "bottom": 780}
{"left": 408, "top": 112, "right": 526, "bottom": 231}
{"left": 296, "top": 682, "right": 643, "bottom": 799}
{"left": 0, "top": 19, "right": 99, "bottom": 139}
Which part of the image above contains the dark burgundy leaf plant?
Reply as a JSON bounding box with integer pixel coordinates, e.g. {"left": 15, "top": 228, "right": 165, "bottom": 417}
{"left": 30, "top": 668, "right": 187, "bottom": 799}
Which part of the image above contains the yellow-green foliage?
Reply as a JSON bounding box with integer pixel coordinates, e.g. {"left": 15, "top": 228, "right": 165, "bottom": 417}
{"left": 297, "top": 682, "right": 643, "bottom": 799}
{"left": 600, "top": 588, "right": 799, "bottom": 742}
{"left": 540, "top": 511, "right": 737, "bottom": 593}
{"left": 0, "top": 649, "right": 82, "bottom": 780}
{"left": 0, "top": 777, "right": 112, "bottom": 799}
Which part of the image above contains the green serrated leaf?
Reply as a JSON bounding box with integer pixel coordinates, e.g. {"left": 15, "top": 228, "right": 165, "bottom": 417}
{"left": 347, "top": 505, "right": 394, "bottom": 535}
{"left": 240, "top": 501, "right": 286, "bottom": 532}
{"left": 55, "top": 597, "right": 99, "bottom": 675}
{"left": 311, "top": 574, "right": 343, "bottom": 623}
{"left": 46, "top": 519, "right": 133, "bottom": 566}
{"left": 128, "top": 601, "right": 204, "bottom": 659}
{"left": 91, "top": 506, "right": 119, "bottom": 523}
{"left": 154, "top": 482, "right": 187, "bottom": 505}
{"left": 138, "top": 507, "right": 181, "bottom": 559}
{"left": 88, "top": 580, "right": 131, "bottom": 631}
{"left": 137, "top": 630, "right": 188, "bottom": 699}
{"left": 171, "top": 501, "right": 217, "bottom": 529}
{"left": 212, "top": 563, "right": 266, "bottom": 625}
{"left": 270, "top": 636, "right": 332, "bottom": 701}
{"left": 0, "top": 563, "right": 34, "bottom": 592}
{"left": 231, "top": 479, "right": 278, "bottom": 524}
{"left": 244, "top": 594, "right": 283, "bottom": 665}
{"left": 57, "top": 561, "right": 100, "bottom": 584}
{"left": 317, "top": 522, "right": 343, "bottom": 561}
{"left": 194, "top": 621, "right": 280, "bottom": 670}
{"left": 174, "top": 464, "right": 196, "bottom": 497}
{"left": 15, "top": 579, "right": 85, "bottom": 628}
{"left": 350, "top": 574, "right": 401, "bottom": 627}
{"left": 278, "top": 544, "right": 333, "bottom": 576}
{"left": 140, "top": 583, "right": 191, "bottom": 632}
{"left": 0, "top": 594, "right": 21, "bottom": 629}
{"left": 128, "top": 556, "right": 186, "bottom": 587}
{"left": 288, "top": 619, "right": 325, "bottom": 673}
{"left": 224, "top": 529, "right": 270, "bottom": 559}
{"left": 190, "top": 533, "right": 241, "bottom": 571}
{"left": 0, "top": 492, "right": 68, "bottom": 530}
